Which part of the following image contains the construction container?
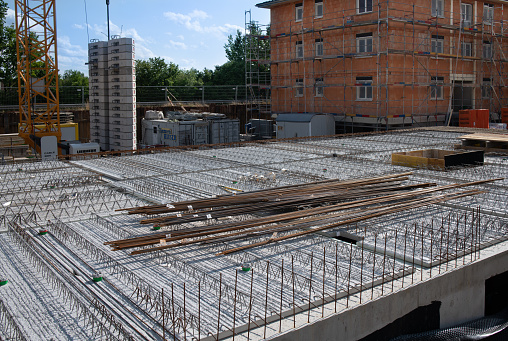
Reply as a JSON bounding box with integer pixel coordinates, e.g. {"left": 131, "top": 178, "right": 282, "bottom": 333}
{"left": 209, "top": 119, "right": 240, "bottom": 144}
{"left": 459, "top": 109, "right": 489, "bottom": 128}
{"left": 142, "top": 120, "right": 209, "bottom": 147}
{"left": 249, "top": 119, "right": 274, "bottom": 138}
{"left": 276, "top": 113, "right": 335, "bottom": 139}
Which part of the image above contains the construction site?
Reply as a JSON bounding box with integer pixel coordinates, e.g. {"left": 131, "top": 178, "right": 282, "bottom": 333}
{"left": 1, "top": 126, "right": 508, "bottom": 340}
{"left": 250, "top": 0, "right": 508, "bottom": 131}
{"left": 1, "top": 0, "right": 508, "bottom": 340}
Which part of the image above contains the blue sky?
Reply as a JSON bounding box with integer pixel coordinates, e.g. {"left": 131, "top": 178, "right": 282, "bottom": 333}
{"left": 5, "top": 0, "right": 270, "bottom": 74}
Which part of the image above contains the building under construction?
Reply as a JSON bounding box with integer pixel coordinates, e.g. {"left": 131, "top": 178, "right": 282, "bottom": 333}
{"left": 252, "top": 0, "right": 508, "bottom": 131}
{"left": 1, "top": 126, "right": 508, "bottom": 340}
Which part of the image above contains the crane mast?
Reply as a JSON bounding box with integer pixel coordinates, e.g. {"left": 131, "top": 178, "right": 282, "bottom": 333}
{"left": 15, "top": 0, "right": 61, "bottom": 157}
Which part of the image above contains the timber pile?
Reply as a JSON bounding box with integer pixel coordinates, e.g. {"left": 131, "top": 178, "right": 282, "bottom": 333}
{"left": 108, "top": 173, "right": 501, "bottom": 256}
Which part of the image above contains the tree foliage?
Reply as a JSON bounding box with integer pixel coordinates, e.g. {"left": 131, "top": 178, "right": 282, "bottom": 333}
{"left": 0, "top": 0, "right": 17, "bottom": 87}
{"left": 224, "top": 30, "right": 245, "bottom": 63}
{"left": 135, "top": 57, "right": 179, "bottom": 87}
{"left": 60, "top": 70, "right": 88, "bottom": 87}
{"left": 0, "top": 2, "right": 266, "bottom": 91}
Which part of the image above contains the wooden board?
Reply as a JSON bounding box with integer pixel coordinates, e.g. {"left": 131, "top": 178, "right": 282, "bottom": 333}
{"left": 459, "top": 133, "right": 508, "bottom": 143}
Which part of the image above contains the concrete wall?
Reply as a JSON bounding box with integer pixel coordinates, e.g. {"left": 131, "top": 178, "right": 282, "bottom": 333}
{"left": 271, "top": 244, "right": 508, "bottom": 341}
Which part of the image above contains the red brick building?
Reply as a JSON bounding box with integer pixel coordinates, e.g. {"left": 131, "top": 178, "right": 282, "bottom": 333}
{"left": 256, "top": 0, "right": 508, "bottom": 129}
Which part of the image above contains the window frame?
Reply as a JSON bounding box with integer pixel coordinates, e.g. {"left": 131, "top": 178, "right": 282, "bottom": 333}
{"left": 431, "top": 0, "right": 445, "bottom": 18}
{"left": 484, "top": 4, "right": 494, "bottom": 25}
{"left": 295, "top": 78, "right": 304, "bottom": 97}
{"left": 357, "top": 0, "right": 373, "bottom": 14}
{"left": 315, "top": 39, "right": 324, "bottom": 57}
{"left": 315, "top": 77, "right": 324, "bottom": 97}
{"left": 315, "top": 0, "right": 323, "bottom": 18}
{"left": 461, "top": 3, "right": 473, "bottom": 27}
{"left": 296, "top": 41, "right": 304, "bottom": 59}
{"left": 430, "top": 76, "right": 444, "bottom": 100}
{"left": 356, "top": 33, "right": 373, "bottom": 53}
{"left": 356, "top": 77, "right": 373, "bottom": 101}
{"left": 482, "top": 78, "right": 491, "bottom": 99}
{"left": 295, "top": 3, "right": 303, "bottom": 22}
{"left": 431, "top": 35, "right": 444, "bottom": 54}
{"left": 461, "top": 42, "right": 472, "bottom": 57}
{"left": 483, "top": 41, "right": 492, "bottom": 59}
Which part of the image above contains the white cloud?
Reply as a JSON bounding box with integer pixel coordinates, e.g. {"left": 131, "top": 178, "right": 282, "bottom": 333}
{"left": 59, "top": 55, "right": 88, "bottom": 74}
{"left": 168, "top": 40, "right": 188, "bottom": 50}
{"left": 58, "top": 36, "right": 87, "bottom": 57}
{"left": 87, "top": 20, "right": 155, "bottom": 60}
{"left": 163, "top": 10, "right": 241, "bottom": 38}
{"left": 57, "top": 36, "right": 88, "bottom": 73}
{"left": 73, "top": 24, "right": 85, "bottom": 30}
{"left": 135, "top": 44, "right": 156, "bottom": 60}
{"left": 6, "top": 9, "right": 15, "bottom": 20}
{"left": 177, "top": 35, "right": 185, "bottom": 41}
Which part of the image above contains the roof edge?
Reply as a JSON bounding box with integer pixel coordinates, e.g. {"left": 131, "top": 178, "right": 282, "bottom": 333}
{"left": 256, "top": 0, "right": 297, "bottom": 9}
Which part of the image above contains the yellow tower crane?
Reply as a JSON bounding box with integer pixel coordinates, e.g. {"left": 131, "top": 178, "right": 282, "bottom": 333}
{"left": 15, "top": 0, "right": 61, "bottom": 159}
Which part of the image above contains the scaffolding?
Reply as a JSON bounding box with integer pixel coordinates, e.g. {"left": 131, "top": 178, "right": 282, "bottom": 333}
{"left": 254, "top": 0, "right": 508, "bottom": 132}
{"left": 245, "top": 11, "right": 272, "bottom": 132}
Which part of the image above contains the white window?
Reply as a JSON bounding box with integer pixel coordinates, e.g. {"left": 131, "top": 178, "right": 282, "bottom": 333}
{"left": 431, "top": 0, "right": 444, "bottom": 17}
{"left": 431, "top": 35, "right": 444, "bottom": 53}
{"left": 315, "top": 78, "right": 324, "bottom": 97}
{"left": 296, "top": 41, "right": 303, "bottom": 58}
{"left": 482, "top": 79, "right": 491, "bottom": 98}
{"left": 357, "top": 33, "right": 373, "bottom": 53}
{"left": 356, "top": 77, "right": 373, "bottom": 101}
{"left": 483, "top": 42, "right": 492, "bottom": 59}
{"left": 431, "top": 76, "right": 444, "bottom": 100}
{"left": 461, "top": 42, "right": 472, "bottom": 57}
{"left": 315, "top": 39, "right": 324, "bottom": 56}
{"left": 295, "top": 79, "right": 304, "bottom": 97}
{"left": 461, "top": 3, "right": 472, "bottom": 27}
{"left": 484, "top": 4, "right": 494, "bottom": 25}
{"left": 357, "top": 0, "right": 373, "bottom": 14}
{"left": 295, "top": 3, "right": 303, "bottom": 22}
{"left": 315, "top": 0, "right": 323, "bottom": 18}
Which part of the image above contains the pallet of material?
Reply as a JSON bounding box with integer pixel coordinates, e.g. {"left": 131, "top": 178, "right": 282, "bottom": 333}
{"left": 392, "top": 149, "right": 484, "bottom": 169}
{"left": 456, "top": 133, "right": 508, "bottom": 154}
{"left": 0, "top": 134, "right": 26, "bottom": 147}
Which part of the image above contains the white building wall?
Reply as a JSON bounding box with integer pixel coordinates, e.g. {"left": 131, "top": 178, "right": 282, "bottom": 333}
{"left": 88, "top": 38, "right": 136, "bottom": 151}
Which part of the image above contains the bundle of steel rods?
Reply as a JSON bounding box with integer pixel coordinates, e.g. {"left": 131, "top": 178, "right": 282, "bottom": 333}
{"left": 107, "top": 173, "right": 501, "bottom": 256}
{"left": 117, "top": 172, "right": 415, "bottom": 216}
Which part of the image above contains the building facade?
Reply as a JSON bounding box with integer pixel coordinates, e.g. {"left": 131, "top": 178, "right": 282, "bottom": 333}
{"left": 256, "top": 0, "right": 508, "bottom": 129}
{"left": 88, "top": 37, "right": 137, "bottom": 151}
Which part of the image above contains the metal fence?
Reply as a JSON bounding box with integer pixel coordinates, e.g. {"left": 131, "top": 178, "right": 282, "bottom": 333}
{"left": 0, "top": 85, "right": 256, "bottom": 109}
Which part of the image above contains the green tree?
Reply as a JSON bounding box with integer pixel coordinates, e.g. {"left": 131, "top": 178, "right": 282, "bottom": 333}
{"left": 60, "top": 70, "right": 88, "bottom": 87}
{"left": 224, "top": 30, "right": 245, "bottom": 63}
{"left": 0, "top": 0, "right": 17, "bottom": 87}
{"left": 213, "top": 25, "right": 270, "bottom": 86}
{"left": 174, "top": 68, "right": 203, "bottom": 87}
{"left": 212, "top": 30, "right": 246, "bottom": 85}
{"left": 212, "top": 61, "right": 244, "bottom": 85}
{"left": 199, "top": 68, "right": 215, "bottom": 85}
{"left": 135, "top": 57, "right": 179, "bottom": 86}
